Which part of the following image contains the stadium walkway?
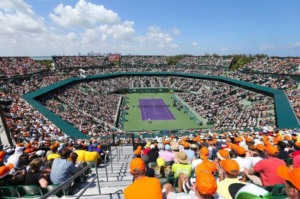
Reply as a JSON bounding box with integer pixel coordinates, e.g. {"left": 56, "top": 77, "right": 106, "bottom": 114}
{"left": 68, "top": 145, "right": 133, "bottom": 199}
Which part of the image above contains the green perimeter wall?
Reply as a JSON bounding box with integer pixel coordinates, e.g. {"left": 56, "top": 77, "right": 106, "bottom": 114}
{"left": 22, "top": 72, "right": 300, "bottom": 139}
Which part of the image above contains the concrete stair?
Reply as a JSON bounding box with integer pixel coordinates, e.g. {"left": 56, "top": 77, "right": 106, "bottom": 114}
{"left": 66, "top": 146, "right": 134, "bottom": 198}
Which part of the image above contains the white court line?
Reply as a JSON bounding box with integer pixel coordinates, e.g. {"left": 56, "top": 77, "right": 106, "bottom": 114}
{"left": 139, "top": 99, "right": 148, "bottom": 120}
{"left": 151, "top": 99, "right": 159, "bottom": 114}
{"left": 159, "top": 99, "right": 175, "bottom": 119}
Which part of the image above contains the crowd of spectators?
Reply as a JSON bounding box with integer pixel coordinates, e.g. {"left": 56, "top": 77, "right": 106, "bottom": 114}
{"left": 54, "top": 55, "right": 233, "bottom": 70}
{"left": 0, "top": 56, "right": 299, "bottom": 144}
{"left": 177, "top": 56, "right": 233, "bottom": 67}
{"left": 0, "top": 57, "right": 49, "bottom": 77}
{"left": 0, "top": 75, "right": 72, "bottom": 146}
{"left": 242, "top": 57, "right": 300, "bottom": 75}
{"left": 0, "top": 68, "right": 298, "bottom": 143}
{"left": 177, "top": 80, "right": 276, "bottom": 130}
{"left": 38, "top": 80, "right": 123, "bottom": 137}
{"left": 121, "top": 55, "right": 168, "bottom": 66}
{"left": 286, "top": 89, "right": 300, "bottom": 121}
{"left": 0, "top": 138, "right": 106, "bottom": 194}
{"left": 53, "top": 56, "right": 108, "bottom": 68}
{"left": 27, "top": 75, "right": 279, "bottom": 136}
{"left": 1, "top": 124, "right": 299, "bottom": 198}
{"left": 124, "top": 129, "right": 300, "bottom": 199}
{"left": 0, "top": 55, "right": 300, "bottom": 198}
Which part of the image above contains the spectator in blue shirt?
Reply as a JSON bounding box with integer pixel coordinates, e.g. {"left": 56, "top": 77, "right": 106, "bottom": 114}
{"left": 50, "top": 148, "right": 78, "bottom": 184}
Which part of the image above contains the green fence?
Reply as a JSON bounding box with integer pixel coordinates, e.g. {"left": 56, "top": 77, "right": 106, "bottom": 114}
{"left": 128, "top": 87, "right": 175, "bottom": 93}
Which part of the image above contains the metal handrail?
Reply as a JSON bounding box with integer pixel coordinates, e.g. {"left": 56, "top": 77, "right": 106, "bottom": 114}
{"left": 104, "top": 151, "right": 113, "bottom": 181}
{"left": 40, "top": 162, "right": 101, "bottom": 199}
{"left": 118, "top": 145, "right": 123, "bottom": 162}
{"left": 75, "top": 175, "right": 98, "bottom": 199}
{"left": 103, "top": 145, "right": 125, "bottom": 182}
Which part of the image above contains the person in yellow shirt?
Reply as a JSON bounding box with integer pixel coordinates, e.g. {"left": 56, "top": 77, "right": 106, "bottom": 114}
{"left": 46, "top": 146, "right": 60, "bottom": 161}
{"left": 47, "top": 153, "right": 60, "bottom": 161}
{"left": 217, "top": 159, "right": 246, "bottom": 199}
{"left": 84, "top": 151, "right": 101, "bottom": 167}
{"left": 75, "top": 145, "right": 86, "bottom": 163}
{"left": 124, "top": 158, "right": 162, "bottom": 199}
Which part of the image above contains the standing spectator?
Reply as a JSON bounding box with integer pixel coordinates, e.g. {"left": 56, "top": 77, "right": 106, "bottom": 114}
{"left": 50, "top": 148, "right": 78, "bottom": 184}
{"left": 124, "top": 158, "right": 162, "bottom": 199}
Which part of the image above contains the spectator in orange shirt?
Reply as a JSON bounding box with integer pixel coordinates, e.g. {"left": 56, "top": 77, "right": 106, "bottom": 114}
{"left": 124, "top": 158, "right": 162, "bottom": 199}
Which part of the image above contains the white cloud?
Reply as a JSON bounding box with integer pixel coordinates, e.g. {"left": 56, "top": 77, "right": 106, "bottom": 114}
{"left": 221, "top": 47, "right": 228, "bottom": 52}
{"left": 0, "top": 0, "right": 45, "bottom": 35}
{"left": 50, "top": 0, "right": 120, "bottom": 29}
{"left": 192, "top": 42, "right": 198, "bottom": 46}
{"left": 0, "top": 0, "right": 179, "bottom": 56}
{"left": 0, "top": 0, "right": 34, "bottom": 16}
{"left": 81, "top": 21, "right": 135, "bottom": 45}
{"left": 172, "top": 28, "right": 181, "bottom": 35}
{"left": 138, "top": 26, "right": 175, "bottom": 48}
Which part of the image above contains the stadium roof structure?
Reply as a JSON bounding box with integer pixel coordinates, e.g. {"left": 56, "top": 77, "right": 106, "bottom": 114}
{"left": 22, "top": 72, "right": 300, "bottom": 139}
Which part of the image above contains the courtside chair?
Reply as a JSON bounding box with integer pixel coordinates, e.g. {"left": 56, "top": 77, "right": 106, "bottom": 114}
{"left": 17, "top": 185, "right": 43, "bottom": 198}
{"left": 0, "top": 186, "right": 20, "bottom": 198}
{"left": 41, "top": 184, "right": 67, "bottom": 198}
{"left": 270, "top": 184, "right": 287, "bottom": 199}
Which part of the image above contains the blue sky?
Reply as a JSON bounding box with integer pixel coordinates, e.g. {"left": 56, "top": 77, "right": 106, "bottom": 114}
{"left": 0, "top": 0, "right": 299, "bottom": 56}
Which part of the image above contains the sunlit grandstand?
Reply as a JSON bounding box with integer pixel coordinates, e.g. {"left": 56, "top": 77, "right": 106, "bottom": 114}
{"left": 0, "top": 54, "right": 300, "bottom": 198}
{"left": 1, "top": 0, "right": 300, "bottom": 198}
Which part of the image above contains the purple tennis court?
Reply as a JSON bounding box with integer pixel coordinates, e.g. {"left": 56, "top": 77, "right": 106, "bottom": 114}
{"left": 139, "top": 98, "right": 176, "bottom": 121}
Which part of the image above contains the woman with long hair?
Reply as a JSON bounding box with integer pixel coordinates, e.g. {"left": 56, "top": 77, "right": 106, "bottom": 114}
{"left": 25, "top": 158, "right": 49, "bottom": 188}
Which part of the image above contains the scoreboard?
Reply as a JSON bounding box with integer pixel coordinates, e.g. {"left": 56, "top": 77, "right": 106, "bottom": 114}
{"left": 108, "top": 54, "right": 120, "bottom": 61}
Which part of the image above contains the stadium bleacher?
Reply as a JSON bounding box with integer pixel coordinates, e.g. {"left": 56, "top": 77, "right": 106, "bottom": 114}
{"left": 0, "top": 55, "right": 300, "bottom": 199}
